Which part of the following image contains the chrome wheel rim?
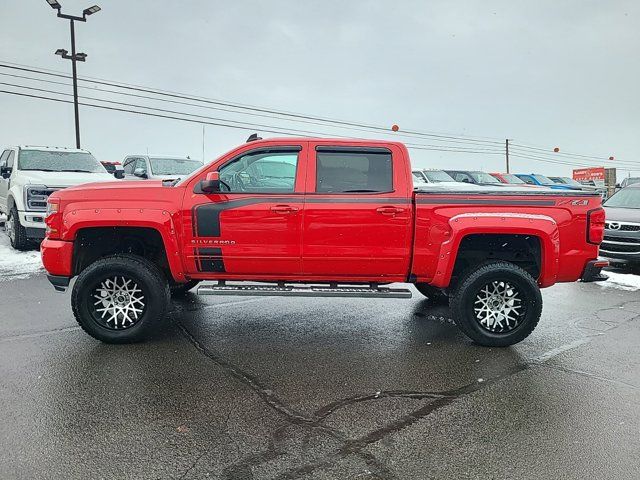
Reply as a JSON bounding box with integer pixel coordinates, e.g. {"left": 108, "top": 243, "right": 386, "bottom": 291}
{"left": 91, "top": 276, "right": 146, "bottom": 330}
{"left": 6, "top": 213, "right": 15, "bottom": 243}
{"left": 473, "top": 280, "right": 523, "bottom": 333}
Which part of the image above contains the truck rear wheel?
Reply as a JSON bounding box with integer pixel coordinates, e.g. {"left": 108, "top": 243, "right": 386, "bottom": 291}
{"left": 449, "top": 261, "right": 542, "bottom": 347}
{"left": 71, "top": 254, "right": 170, "bottom": 343}
{"left": 414, "top": 283, "right": 449, "bottom": 304}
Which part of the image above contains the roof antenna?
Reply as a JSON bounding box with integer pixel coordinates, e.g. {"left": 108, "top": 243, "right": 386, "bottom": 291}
{"left": 246, "top": 133, "right": 262, "bottom": 142}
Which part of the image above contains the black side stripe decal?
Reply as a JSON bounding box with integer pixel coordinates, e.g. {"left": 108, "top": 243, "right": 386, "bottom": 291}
{"left": 192, "top": 197, "right": 410, "bottom": 237}
{"left": 193, "top": 197, "right": 304, "bottom": 237}
{"left": 195, "top": 247, "right": 226, "bottom": 273}
{"left": 416, "top": 198, "right": 556, "bottom": 206}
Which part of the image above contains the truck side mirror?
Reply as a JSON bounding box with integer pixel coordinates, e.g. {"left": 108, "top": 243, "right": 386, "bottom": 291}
{"left": 114, "top": 168, "right": 125, "bottom": 179}
{"left": 133, "top": 167, "right": 147, "bottom": 179}
{"left": 199, "top": 171, "right": 221, "bottom": 193}
{"left": 0, "top": 166, "right": 12, "bottom": 179}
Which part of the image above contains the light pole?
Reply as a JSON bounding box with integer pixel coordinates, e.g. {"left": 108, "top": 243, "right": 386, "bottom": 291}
{"left": 46, "top": 0, "right": 101, "bottom": 149}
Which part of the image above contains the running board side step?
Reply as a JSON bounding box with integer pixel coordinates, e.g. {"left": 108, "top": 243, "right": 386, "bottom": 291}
{"left": 197, "top": 282, "right": 412, "bottom": 299}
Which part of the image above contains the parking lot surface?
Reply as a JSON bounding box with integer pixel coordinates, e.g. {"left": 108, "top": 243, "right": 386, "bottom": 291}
{"left": 1, "top": 260, "right": 639, "bottom": 479}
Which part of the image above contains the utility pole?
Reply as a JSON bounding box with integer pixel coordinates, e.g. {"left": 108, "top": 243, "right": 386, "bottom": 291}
{"left": 505, "top": 139, "right": 510, "bottom": 173}
{"left": 46, "top": 1, "right": 101, "bottom": 149}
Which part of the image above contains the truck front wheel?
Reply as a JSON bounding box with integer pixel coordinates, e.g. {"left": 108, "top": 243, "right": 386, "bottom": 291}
{"left": 450, "top": 261, "right": 542, "bottom": 347}
{"left": 6, "top": 205, "right": 30, "bottom": 251}
{"left": 71, "top": 254, "right": 170, "bottom": 343}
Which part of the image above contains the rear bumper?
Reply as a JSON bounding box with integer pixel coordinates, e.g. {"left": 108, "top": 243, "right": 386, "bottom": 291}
{"left": 40, "top": 238, "right": 74, "bottom": 278}
{"left": 581, "top": 259, "right": 609, "bottom": 282}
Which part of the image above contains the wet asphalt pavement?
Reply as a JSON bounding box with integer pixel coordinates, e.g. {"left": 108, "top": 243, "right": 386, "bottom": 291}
{"left": 1, "top": 272, "right": 639, "bottom": 479}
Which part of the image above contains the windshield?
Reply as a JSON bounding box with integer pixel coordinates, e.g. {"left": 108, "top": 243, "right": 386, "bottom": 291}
{"left": 604, "top": 188, "right": 640, "bottom": 208}
{"left": 18, "top": 150, "right": 105, "bottom": 173}
{"left": 500, "top": 174, "right": 525, "bottom": 184}
{"left": 149, "top": 158, "right": 203, "bottom": 176}
{"left": 412, "top": 171, "right": 426, "bottom": 182}
{"left": 624, "top": 177, "right": 640, "bottom": 187}
{"left": 424, "top": 170, "right": 455, "bottom": 182}
{"left": 562, "top": 177, "right": 583, "bottom": 187}
{"left": 470, "top": 172, "right": 501, "bottom": 184}
{"left": 533, "top": 174, "right": 555, "bottom": 185}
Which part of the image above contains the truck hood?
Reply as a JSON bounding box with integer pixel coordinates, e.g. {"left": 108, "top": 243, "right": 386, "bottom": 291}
{"left": 19, "top": 170, "right": 115, "bottom": 187}
{"left": 63, "top": 179, "right": 166, "bottom": 192}
{"left": 603, "top": 206, "right": 640, "bottom": 223}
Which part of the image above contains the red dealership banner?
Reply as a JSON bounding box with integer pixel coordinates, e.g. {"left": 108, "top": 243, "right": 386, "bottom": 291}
{"left": 573, "top": 167, "right": 605, "bottom": 182}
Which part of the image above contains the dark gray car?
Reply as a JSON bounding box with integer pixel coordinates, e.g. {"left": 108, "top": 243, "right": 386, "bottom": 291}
{"left": 600, "top": 184, "right": 640, "bottom": 266}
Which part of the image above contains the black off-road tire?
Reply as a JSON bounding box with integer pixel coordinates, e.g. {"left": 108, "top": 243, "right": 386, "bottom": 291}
{"left": 169, "top": 280, "right": 200, "bottom": 297}
{"left": 71, "top": 254, "right": 170, "bottom": 343}
{"left": 414, "top": 283, "right": 449, "bottom": 304}
{"left": 449, "top": 261, "right": 542, "bottom": 347}
{"left": 7, "top": 205, "right": 30, "bottom": 251}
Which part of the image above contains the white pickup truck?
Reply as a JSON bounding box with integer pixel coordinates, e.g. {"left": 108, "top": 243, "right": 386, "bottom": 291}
{"left": 0, "top": 146, "right": 114, "bottom": 250}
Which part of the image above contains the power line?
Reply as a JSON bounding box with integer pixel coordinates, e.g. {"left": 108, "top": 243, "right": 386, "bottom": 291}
{"left": 1, "top": 60, "right": 635, "bottom": 169}
{"left": 0, "top": 88, "right": 507, "bottom": 156}
{"left": 0, "top": 82, "right": 506, "bottom": 154}
{"left": 509, "top": 153, "right": 637, "bottom": 172}
{"left": 511, "top": 143, "right": 621, "bottom": 162}
{"left": 0, "top": 61, "right": 506, "bottom": 148}
{"left": 510, "top": 146, "right": 640, "bottom": 167}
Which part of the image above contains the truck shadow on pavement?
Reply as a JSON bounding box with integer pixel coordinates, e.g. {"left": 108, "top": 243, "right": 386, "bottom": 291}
{"left": 158, "top": 294, "right": 526, "bottom": 479}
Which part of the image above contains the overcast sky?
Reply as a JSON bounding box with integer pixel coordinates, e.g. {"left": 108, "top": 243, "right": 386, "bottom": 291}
{"left": 1, "top": 0, "right": 639, "bottom": 176}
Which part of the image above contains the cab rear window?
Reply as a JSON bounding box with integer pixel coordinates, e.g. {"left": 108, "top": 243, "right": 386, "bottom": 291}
{"left": 316, "top": 149, "right": 393, "bottom": 193}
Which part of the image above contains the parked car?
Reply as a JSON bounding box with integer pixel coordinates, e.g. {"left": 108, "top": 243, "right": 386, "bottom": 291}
{"left": 122, "top": 155, "right": 203, "bottom": 181}
{"left": 0, "top": 146, "right": 114, "bottom": 250}
{"left": 412, "top": 169, "right": 481, "bottom": 188}
{"left": 599, "top": 183, "right": 640, "bottom": 268}
{"left": 42, "top": 137, "right": 605, "bottom": 347}
{"left": 620, "top": 177, "right": 640, "bottom": 189}
{"left": 490, "top": 172, "right": 546, "bottom": 188}
{"left": 514, "top": 173, "right": 581, "bottom": 190}
{"left": 100, "top": 161, "right": 121, "bottom": 174}
{"left": 548, "top": 176, "right": 604, "bottom": 195}
{"left": 445, "top": 170, "right": 508, "bottom": 186}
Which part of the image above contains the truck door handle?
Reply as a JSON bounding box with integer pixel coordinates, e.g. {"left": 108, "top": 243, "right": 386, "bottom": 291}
{"left": 376, "top": 206, "right": 404, "bottom": 216}
{"left": 271, "top": 204, "right": 299, "bottom": 214}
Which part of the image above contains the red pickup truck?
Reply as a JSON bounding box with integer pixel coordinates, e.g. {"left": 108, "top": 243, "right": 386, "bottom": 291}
{"left": 41, "top": 137, "right": 606, "bottom": 347}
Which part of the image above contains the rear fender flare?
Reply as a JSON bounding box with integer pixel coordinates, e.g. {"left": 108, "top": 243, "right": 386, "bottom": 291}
{"left": 429, "top": 212, "right": 560, "bottom": 288}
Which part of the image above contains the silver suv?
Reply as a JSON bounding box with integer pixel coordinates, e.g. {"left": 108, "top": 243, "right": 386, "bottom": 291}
{"left": 121, "top": 155, "right": 203, "bottom": 181}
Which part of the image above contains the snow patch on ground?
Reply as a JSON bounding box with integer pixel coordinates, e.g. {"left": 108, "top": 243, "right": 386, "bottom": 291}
{"left": 0, "top": 228, "right": 44, "bottom": 281}
{"left": 599, "top": 271, "right": 640, "bottom": 291}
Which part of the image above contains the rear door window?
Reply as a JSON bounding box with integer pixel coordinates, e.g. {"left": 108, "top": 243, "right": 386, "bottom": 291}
{"left": 315, "top": 149, "right": 393, "bottom": 193}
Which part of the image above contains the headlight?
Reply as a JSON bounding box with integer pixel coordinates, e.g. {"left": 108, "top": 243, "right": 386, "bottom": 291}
{"left": 24, "top": 185, "right": 50, "bottom": 211}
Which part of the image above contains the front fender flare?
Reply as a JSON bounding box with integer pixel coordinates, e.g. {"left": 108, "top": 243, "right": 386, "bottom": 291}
{"left": 61, "top": 207, "right": 185, "bottom": 282}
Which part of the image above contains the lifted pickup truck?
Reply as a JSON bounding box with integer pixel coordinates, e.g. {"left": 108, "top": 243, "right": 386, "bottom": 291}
{"left": 41, "top": 137, "right": 607, "bottom": 347}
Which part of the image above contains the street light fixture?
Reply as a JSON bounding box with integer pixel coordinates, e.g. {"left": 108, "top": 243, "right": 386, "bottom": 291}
{"left": 45, "top": 0, "right": 101, "bottom": 149}
{"left": 83, "top": 5, "right": 101, "bottom": 16}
